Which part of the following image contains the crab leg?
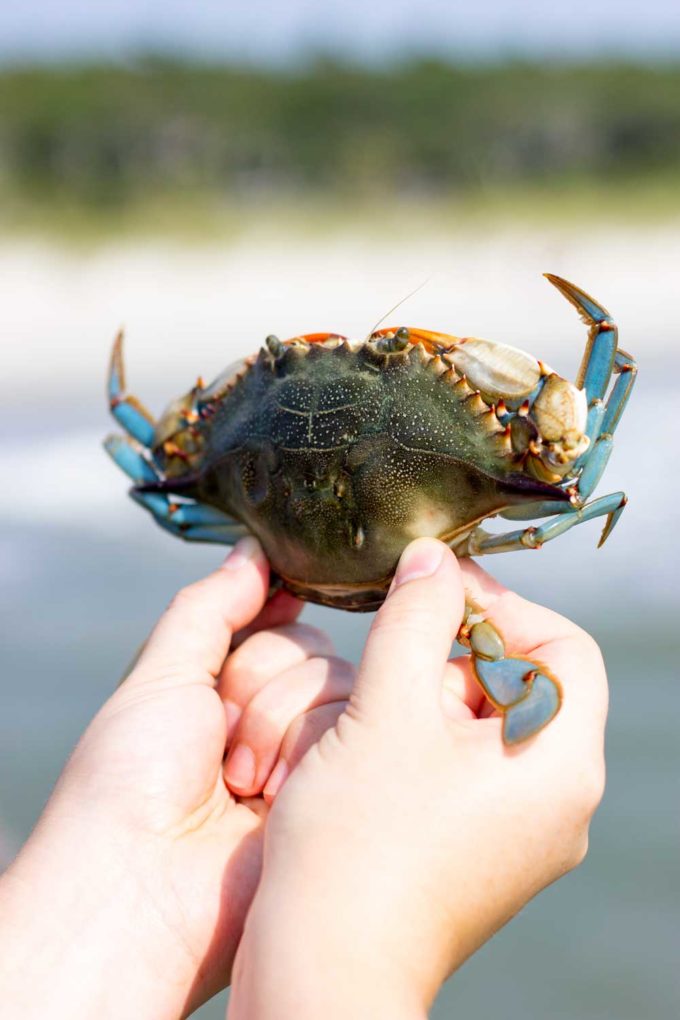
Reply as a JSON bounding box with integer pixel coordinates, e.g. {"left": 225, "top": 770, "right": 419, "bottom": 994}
{"left": 105, "top": 402, "right": 246, "bottom": 545}
{"left": 130, "top": 491, "right": 247, "bottom": 544}
{"left": 576, "top": 436, "right": 614, "bottom": 501}
{"left": 574, "top": 348, "right": 637, "bottom": 499}
{"left": 104, "top": 434, "right": 160, "bottom": 485}
{"left": 466, "top": 489, "right": 626, "bottom": 555}
{"left": 581, "top": 400, "right": 607, "bottom": 453}
{"left": 531, "top": 491, "right": 626, "bottom": 545}
{"left": 460, "top": 606, "right": 561, "bottom": 745}
{"left": 500, "top": 499, "right": 573, "bottom": 521}
{"left": 600, "top": 348, "right": 637, "bottom": 437}
{"left": 575, "top": 349, "right": 636, "bottom": 471}
{"left": 107, "top": 331, "right": 157, "bottom": 447}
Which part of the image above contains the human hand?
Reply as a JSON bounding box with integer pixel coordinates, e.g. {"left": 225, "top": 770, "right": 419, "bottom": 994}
{"left": 0, "top": 538, "right": 354, "bottom": 1019}
{"left": 229, "top": 538, "right": 608, "bottom": 1019}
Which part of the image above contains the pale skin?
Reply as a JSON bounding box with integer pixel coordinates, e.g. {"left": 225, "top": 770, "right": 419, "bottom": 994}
{"left": 0, "top": 537, "right": 357, "bottom": 1019}
{"left": 230, "top": 538, "right": 608, "bottom": 1018}
{"left": 0, "top": 537, "right": 607, "bottom": 1019}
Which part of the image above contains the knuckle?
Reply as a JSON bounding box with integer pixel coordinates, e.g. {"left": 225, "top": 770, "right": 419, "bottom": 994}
{"left": 284, "top": 623, "right": 335, "bottom": 655}
{"left": 248, "top": 623, "right": 334, "bottom": 660}
{"left": 287, "top": 655, "right": 354, "bottom": 699}
{"left": 322, "top": 654, "right": 356, "bottom": 679}
{"left": 583, "top": 763, "right": 607, "bottom": 815}
{"left": 166, "top": 577, "right": 222, "bottom": 623}
{"left": 572, "top": 624, "right": 606, "bottom": 672}
{"left": 320, "top": 657, "right": 356, "bottom": 696}
{"left": 166, "top": 584, "right": 200, "bottom": 614}
{"left": 239, "top": 699, "right": 281, "bottom": 744}
{"left": 282, "top": 701, "right": 346, "bottom": 760}
{"left": 281, "top": 712, "right": 311, "bottom": 756}
{"left": 566, "top": 830, "right": 590, "bottom": 870}
{"left": 565, "top": 761, "right": 606, "bottom": 827}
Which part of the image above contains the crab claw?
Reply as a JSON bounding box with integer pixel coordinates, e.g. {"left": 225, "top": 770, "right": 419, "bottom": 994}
{"left": 108, "top": 331, "right": 157, "bottom": 448}
{"left": 502, "top": 671, "right": 562, "bottom": 745}
{"left": 544, "top": 273, "right": 618, "bottom": 406}
{"left": 473, "top": 655, "right": 562, "bottom": 745}
{"left": 544, "top": 273, "right": 612, "bottom": 327}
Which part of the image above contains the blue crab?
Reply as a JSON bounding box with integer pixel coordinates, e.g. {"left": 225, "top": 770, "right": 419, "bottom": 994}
{"left": 105, "top": 275, "right": 635, "bottom": 745}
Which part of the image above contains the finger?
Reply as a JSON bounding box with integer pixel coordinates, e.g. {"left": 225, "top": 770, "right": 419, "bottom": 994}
{"left": 263, "top": 700, "right": 348, "bottom": 804}
{"left": 126, "top": 537, "right": 269, "bottom": 688}
{"left": 459, "top": 559, "right": 582, "bottom": 656}
{"left": 353, "top": 538, "right": 465, "bottom": 721}
{"left": 223, "top": 655, "right": 355, "bottom": 796}
{"left": 441, "top": 656, "right": 487, "bottom": 720}
{"left": 218, "top": 623, "right": 335, "bottom": 739}
{"left": 231, "top": 590, "right": 304, "bottom": 648}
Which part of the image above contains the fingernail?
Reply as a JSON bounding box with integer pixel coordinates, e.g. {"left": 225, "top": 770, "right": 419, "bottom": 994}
{"left": 263, "top": 759, "right": 289, "bottom": 801}
{"left": 225, "top": 743, "right": 256, "bottom": 791}
{"left": 223, "top": 699, "right": 242, "bottom": 744}
{"left": 222, "top": 536, "right": 261, "bottom": 571}
{"left": 392, "top": 539, "right": 445, "bottom": 590}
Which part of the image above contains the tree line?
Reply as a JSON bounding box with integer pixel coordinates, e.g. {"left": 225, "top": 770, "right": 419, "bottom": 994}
{"left": 1, "top": 59, "right": 678, "bottom": 207}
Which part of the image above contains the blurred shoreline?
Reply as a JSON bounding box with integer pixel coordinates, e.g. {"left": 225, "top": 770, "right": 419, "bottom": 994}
{"left": 2, "top": 222, "right": 678, "bottom": 402}
{"left": 4, "top": 180, "right": 680, "bottom": 243}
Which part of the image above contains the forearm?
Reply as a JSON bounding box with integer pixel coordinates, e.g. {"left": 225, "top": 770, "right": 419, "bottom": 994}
{"left": 0, "top": 819, "right": 189, "bottom": 1020}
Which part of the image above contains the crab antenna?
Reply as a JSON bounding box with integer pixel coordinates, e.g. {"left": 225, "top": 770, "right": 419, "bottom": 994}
{"left": 365, "top": 277, "right": 433, "bottom": 340}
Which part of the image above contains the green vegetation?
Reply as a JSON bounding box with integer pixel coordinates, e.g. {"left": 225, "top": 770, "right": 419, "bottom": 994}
{"left": 1, "top": 59, "right": 679, "bottom": 235}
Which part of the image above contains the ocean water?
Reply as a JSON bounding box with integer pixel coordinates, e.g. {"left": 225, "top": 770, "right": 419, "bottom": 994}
{"left": 1, "top": 234, "right": 678, "bottom": 1017}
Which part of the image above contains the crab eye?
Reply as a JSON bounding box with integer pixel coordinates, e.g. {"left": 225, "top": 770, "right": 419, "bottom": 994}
{"left": 265, "top": 334, "right": 285, "bottom": 359}
{"left": 378, "top": 328, "right": 410, "bottom": 354}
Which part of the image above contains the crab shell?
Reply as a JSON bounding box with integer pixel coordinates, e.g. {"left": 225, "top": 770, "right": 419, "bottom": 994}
{"left": 140, "top": 328, "right": 585, "bottom": 610}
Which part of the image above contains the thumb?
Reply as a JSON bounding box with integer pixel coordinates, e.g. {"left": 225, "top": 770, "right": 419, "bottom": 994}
{"left": 125, "top": 536, "right": 270, "bottom": 688}
{"left": 353, "top": 538, "right": 465, "bottom": 721}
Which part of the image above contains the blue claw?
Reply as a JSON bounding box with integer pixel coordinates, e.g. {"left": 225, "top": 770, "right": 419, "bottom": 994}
{"left": 473, "top": 656, "right": 535, "bottom": 707}
{"left": 576, "top": 324, "right": 618, "bottom": 405}
{"left": 544, "top": 274, "right": 617, "bottom": 405}
{"left": 544, "top": 273, "right": 612, "bottom": 326}
{"left": 503, "top": 671, "right": 562, "bottom": 745}
{"left": 106, "top": 330, "right": 248, "bottom": 547}
{"left": 472, "top": 655, "right": 562, "bottom": 744}
{"left": 104, "top": 435, "right": 159, "bottom": 484}
{"left": 108, "top": 331, "right": 157, "bottom": 447}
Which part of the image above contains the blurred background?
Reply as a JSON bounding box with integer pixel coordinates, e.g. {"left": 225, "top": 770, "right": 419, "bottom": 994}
{"left": 1, "top": 3, "right": 678, "bottom": 1018}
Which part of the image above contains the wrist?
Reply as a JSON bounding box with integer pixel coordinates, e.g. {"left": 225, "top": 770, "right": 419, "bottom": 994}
{"left": 229, "top": 880, "right": 429, "bottom": 1020}
{"left": 0, "top": 813, "right": 193, "bottom": 1020}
